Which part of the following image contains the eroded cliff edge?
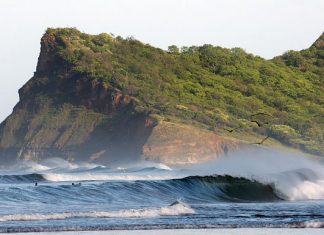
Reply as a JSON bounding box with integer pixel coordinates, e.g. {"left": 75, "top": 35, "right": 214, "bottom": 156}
{"left": 0, "top": 28, "right": 323, "bottom": 165}
{"left": 0, "top": 30, "right": 239, "bottom": 165}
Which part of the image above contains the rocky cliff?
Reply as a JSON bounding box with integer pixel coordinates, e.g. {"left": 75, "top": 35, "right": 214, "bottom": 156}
{"left": 0, "top": 28, "right": 322, "bottom": 165}
{"left": 0, "top": 29, "right": 240, "bottom": 165}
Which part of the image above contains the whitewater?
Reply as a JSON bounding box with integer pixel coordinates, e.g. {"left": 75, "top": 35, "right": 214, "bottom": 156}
{"left": 0, "top": 148, "right": 323, "bottom": 232}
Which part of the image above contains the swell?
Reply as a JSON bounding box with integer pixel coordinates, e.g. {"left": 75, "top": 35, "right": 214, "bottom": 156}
{"left": 0, "top": 173, "right": 45, "bottom": 183}
{"left": 0, "top": 174, "right": 281, "bottom": 203}
{"left": 1, "top": 167, "right": 323, "bottom": 202}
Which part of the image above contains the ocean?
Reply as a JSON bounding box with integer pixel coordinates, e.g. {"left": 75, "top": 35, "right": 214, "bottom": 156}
{"left": 0, "top": 149, "right": 323, "bottom": 233}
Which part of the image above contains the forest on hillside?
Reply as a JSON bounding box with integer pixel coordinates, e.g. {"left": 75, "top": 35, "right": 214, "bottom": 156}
{"left": 41, "top": 28, "right": 324, "bottom": 155}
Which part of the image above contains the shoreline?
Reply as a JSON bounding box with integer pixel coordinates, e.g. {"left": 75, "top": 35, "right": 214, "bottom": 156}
{"left": 6, "top": 228, "right": 324, "bottom": 235}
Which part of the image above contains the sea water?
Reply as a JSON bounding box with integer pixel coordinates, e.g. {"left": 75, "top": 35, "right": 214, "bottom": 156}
{"left": 0, "top": 149, "right": 323, "bottom": 233}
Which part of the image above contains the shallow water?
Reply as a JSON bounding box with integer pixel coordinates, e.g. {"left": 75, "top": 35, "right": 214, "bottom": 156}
{"left": 8, "top": 229, "right": 324, "bottom": 235}
{"left": 0, "top": 151, "right": 323, "bottom": 233}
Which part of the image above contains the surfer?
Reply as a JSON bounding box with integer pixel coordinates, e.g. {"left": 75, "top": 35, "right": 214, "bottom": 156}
{"left": 34, "top": 182, "right": 38, "bottom": 186}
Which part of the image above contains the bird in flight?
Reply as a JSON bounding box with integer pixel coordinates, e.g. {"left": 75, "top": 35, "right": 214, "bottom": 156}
{"left": 222, "top": 125, "right": 242, "bottom": 133}
{"left": 252, "top": 136, "right": 270, "bottom": 145}
{"left": 250, "top": 112, "right": 273, "bottom": 127}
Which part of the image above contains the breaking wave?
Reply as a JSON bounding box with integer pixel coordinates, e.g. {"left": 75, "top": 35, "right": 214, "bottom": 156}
{"left": 0, "top": 150, "right": 323, "bottom": 203}
{"left": 0, "top": 201, "right": 193, "bottom": 222}
{"left": 0, "top": 169, "right": 323, "bottom": 202}
{"left": 0, "top": 150, "right": 323, "bottom": 233}
{"left": 1, "top": 171, "right": 322, "bottom": 203}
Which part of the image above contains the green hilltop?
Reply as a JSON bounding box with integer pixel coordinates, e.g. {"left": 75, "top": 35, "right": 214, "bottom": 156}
{"left": 39, "top": 28, "right": 323, "bottom": 155}
{"left": 1, "top": 28, "right": 322, "bottom": 164}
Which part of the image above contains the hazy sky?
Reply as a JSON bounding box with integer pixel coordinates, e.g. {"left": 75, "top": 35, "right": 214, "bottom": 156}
{"left": 0, "top": 0, "right": 323, "bottom": 122}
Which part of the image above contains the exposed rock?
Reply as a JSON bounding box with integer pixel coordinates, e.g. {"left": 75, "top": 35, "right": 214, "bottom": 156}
{"left": 1, "top": 28, "right": 322, "bottom": 165}
{"left": 142, "top": 121, "right": 240, "bottom": 165}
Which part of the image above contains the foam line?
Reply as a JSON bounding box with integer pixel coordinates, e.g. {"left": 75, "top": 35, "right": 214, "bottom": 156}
{"left": 0, "top": 202, "right": 194, "bottom": 222}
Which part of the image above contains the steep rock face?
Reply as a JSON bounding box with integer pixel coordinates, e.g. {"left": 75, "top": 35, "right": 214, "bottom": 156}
{"left": 0, "top": 31, "right": 236, "bottom": 166}
{"left": 2, "top": 28, "right": 322, "bottom": 165}
{"left": 0, "top": 33, "right": 154, "bottom": 165}
{"left": 142, "top": 121, "right": 241, "bottom": 165}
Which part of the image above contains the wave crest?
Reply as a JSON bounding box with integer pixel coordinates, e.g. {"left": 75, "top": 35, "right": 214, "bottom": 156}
{"left": 0, "top": 201, "right": 194, "bottom": 222}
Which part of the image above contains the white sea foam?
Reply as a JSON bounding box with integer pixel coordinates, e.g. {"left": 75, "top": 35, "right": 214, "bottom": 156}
{"left": 43, "top": 173, "right": 178, "bottom": 182}
{"left": 0, "top": 202, "right": 194, "bottom": 222}
{"left": 191, "top": 148, "right": 324, "bottom": 201}
{"left": 303, "top": 221, "right": 324, "bottom": 228}
{"left": 4, "top": 158, "right": 104, "bottom": 175}
{"left": 275, "top": 178, "right": 324, "bottom": 200}
{"left": 250, "top": 168, "right": 324, "bottom": 200}
{"left": 39, "top": 160, "right": 176, "bottom": 182}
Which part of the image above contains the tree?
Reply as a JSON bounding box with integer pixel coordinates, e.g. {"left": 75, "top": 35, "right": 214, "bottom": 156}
{"left": 168, "top": 45, "right": 179, "bottom": 54}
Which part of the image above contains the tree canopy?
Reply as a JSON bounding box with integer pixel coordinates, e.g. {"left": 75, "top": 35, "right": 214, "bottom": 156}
{"left": 45, "top": 28, "right": 324, "bottom": 155}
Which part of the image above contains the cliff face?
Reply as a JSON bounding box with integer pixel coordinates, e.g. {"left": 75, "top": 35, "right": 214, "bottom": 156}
{"left": 0, "top": 28, "right": 323, "bottom": 165}
{"left": 0, "top": 30, "right": 236, "bottom": 166}
{"left": 0, "top": 33, "right": 152, "bottom": 165}
{"left": 142, "top": 121, "right": 241, "bottom": 165}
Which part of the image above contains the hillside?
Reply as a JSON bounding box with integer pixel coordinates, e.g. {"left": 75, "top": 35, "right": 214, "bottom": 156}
{"left": 0, "top": 28, "right": 323, "bottom": 165}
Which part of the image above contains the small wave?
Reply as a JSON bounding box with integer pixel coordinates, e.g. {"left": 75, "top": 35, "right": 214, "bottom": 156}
{"left": 5, "top": 158, "right": 106, "bottom": 175}
{"left": 116, "top": 163, "right": 172, "bottom": 173}
{"left": 155, "top": 163, "right": 172, "bottom": 171}
{"left": 0, "top": 221, "right": 323, "bottom": 233}
{"left": 0, "top": 201, "right": 194, "bottom": 222}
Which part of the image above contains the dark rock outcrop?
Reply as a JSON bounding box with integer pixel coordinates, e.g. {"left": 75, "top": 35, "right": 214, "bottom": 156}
{"left": 0, "top": 30, "right": 236, "bottom": 166}
{"left": 3, "top": 28, "right": 321, "bottom": 165}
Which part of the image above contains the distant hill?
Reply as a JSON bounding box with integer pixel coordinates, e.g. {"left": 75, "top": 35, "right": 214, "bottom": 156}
{"left": 0, "top": 28, "right": 322, "bottom": 165}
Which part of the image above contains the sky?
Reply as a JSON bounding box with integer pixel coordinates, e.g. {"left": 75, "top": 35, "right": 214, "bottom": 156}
{"left": 0, "top": 0, "right": 323, "bottom": 122}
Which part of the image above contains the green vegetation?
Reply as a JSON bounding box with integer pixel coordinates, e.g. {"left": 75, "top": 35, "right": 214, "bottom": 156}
{"left": 44, "top": 28, "right": 324, "bottom": 155}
